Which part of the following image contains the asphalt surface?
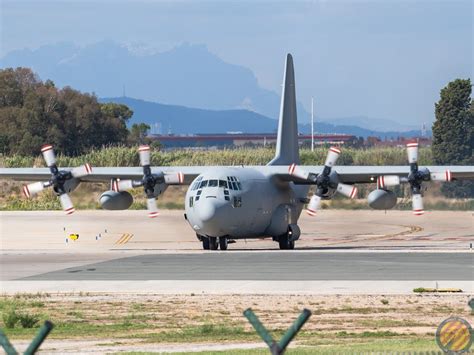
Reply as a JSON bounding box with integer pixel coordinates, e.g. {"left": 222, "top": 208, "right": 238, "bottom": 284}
{"left": 21, "top": 252, "right": 474, "bottom": 281}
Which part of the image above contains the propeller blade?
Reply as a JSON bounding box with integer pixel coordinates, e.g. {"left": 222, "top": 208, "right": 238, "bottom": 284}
{"left": 146, "top": 197, "right": 159, "bottom": 218}
{"left": 406, "top": 142, "right": 418, "bottom": 164}
{"left": 288, "top": 164, "right": 310, "bottom": 180}
{"left": 336, "top": 183, "right": 358, "bottom": 199}
{"left": 324, "top": 147, "right": 341, "bottom": 168}
{"left": 71, "top": 163, "right": 93, "bottom": 178}
{"left": 430, "top": 170, "right": 452, "bottom": 182}
{"left": 41, "top": 144, "right": 56, "bottom": 167}
{"left": 23, "top": 182, "right": 45, "bottom": 198}
{"left": 306, "top": 195, "right": 321, "bottom": 216}
{"left": 59, "top": 193, "right": 75, "bottom": 215}
{"left": 377, "top": 175, "right": 401, "bottom": 189}
{"left": 138, "top": 145, "right": 151, "bottom": 166}
{"left": 412, "top": 194, "right": 424, "bottom": 216}
{"left": 113, "top": 179, "right": 135, "bottom": 192}
{"left": 164, "top": 172, "right": 184, "bottom": 184}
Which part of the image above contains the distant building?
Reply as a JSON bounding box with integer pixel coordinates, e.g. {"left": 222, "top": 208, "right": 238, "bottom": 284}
{"left": 149, "top": 133, "right": 355, "bottom": 148}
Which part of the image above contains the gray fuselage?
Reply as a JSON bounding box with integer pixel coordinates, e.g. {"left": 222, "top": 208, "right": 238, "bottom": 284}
{"left": 184, "top": 167, "right": 309, "bottom": 239}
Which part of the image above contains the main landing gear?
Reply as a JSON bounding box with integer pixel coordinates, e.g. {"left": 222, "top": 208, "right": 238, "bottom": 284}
{"left": 198, "top": 235, "right": 229, "bottom": 250}
{"left": 278, "top": 224, "right": 300, "bottom": 250}
{"left": 278, "top": 235, "right": 295, "bottom": 250}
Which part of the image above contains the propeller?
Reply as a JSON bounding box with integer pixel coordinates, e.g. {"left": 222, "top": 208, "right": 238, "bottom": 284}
{"left": 289, "top": 147, "right": 358, "bottom": 216}
{"left": 376, "top": 142, "right": 452, "bottom": 216}
{"left": 22, "top": 144, "right": 92, "bottom": 215}
{"left": 112, "top": 145, "right": 184, "bottom": 218}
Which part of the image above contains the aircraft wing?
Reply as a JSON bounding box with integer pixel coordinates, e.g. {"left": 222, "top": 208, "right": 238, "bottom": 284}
{"left": 265, "top": 165, "right": 474, "bottom": 184}
{"left": 1, "top": 165, "right": 473, "bottom": 185}
{"left": 0, "top": 166, "right": 204, "bottom": 184}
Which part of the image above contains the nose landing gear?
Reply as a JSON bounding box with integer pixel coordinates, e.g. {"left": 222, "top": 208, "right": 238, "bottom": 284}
{"left": 197, "top": 234, "right": 229, "bottom": 250}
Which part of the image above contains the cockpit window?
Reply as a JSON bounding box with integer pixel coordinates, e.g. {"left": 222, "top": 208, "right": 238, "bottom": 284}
{"left": 226, "top": 176, "right": 241, "bottom": 190}
{"left": 199, "top": 180, "right": 208, "bottom": 188}
{"left": 208, "top": 179, "right": 218, "bottom": 187}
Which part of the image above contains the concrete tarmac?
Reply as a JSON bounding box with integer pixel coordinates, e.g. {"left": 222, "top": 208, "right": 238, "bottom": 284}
{"left": 19, "top": 252, "right": 473, "bottom": 281}
{"left": 1, "top": 210, "right": 472, "bottom": 293}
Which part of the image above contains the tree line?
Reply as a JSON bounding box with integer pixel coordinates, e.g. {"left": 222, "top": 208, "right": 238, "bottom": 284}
{"left": 0, "top": 67, "right": 141, "bottom": 155}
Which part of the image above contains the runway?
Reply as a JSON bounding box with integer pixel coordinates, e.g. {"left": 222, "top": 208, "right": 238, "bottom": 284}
{"left": 1, "top": 210, "right": 472, "bottom": 293}
{"left": 17, "top": 252, "right": 474, "bottom": 281}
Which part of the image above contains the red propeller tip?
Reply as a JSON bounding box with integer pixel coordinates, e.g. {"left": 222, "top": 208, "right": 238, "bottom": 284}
{"left": 306, "top": 209, "right": 317, "bottom": 216}
{"left": 148, "top": 212, "right": 159, "bottom": 218}
{"left": 41, "top": 144, "right": 53, "bottom": 152}
{"left": 406, "top": 142, "right": 418, "bottom": 148}
{"left": 445, "top": 170, "right": 452, "bottom": 182}
{"left": 22, "top": 185, "right": 30, "bottom": 198}
{"left": 64, "top": 207, "right": 75, "bottom": 215}
{"left": 288, "top": 163, "right": 296, "bottom": 175}
{"left": 330, "top": 147, "right": 341, "bottom": 154}
{"left": 413, "top": 209, "right": 424, "bottom": 216}
{"left": 350, "top": 186, "right": 358, "bottom": 199}
{"left": 85, "top": 163, "right": 92, "bottom": 174}
{"left": 138, "top": 145, "right": 150, "bottom": 152}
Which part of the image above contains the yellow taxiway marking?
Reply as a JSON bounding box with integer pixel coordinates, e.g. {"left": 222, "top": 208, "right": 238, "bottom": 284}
{"left": 115, "top": 233, "right": 133, "bottom": 245}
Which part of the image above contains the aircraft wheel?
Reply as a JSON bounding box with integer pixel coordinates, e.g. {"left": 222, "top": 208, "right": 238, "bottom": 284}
{"left": 219, "top": 237, "right": 228, "bottom": 250}
{"left": 209, "top": 237, "right": 218, "bottom": 250}
{"left": 202, "top": 237, "right": 210, "bottom": 250}
{"left": 278, "top": 236, "right": 295, "bottom": 250}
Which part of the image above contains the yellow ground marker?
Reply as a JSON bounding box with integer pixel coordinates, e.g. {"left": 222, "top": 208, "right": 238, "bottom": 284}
{"left": 115, "top": 233, "right": 133, "bottom": 245}
{"left": 436, "top": 317, "right": 472, "bottom": 353}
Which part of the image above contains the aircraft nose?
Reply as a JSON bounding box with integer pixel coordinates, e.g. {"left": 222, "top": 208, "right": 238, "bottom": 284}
{"left": 196, "top": 198, "right": 216, "bottom": 223}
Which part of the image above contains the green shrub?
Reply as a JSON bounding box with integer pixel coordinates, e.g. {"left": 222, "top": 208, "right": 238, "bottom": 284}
{"left": 18, "top": 312, "right": 40, "bottom": 328}
{"left": 2, "top": 308, "right": 20, "bottom": 328}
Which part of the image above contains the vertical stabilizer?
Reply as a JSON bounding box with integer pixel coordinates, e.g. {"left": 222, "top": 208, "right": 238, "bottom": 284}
{"left": 268, "top": 54, "right": 300, "bottom": 165}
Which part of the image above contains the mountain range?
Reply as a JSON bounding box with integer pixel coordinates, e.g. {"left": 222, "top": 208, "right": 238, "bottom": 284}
{"left": 100, "top": 96, "right": 424, "bottom": 138}
{"left": 1, "top": 41, "right": 427, "bottom": 136}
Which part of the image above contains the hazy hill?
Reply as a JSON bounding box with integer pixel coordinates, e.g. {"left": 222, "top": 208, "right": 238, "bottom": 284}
{"left": 1, "top": 40, "right": 426, "bottom": 134}
{"left": 1, "top": 41, "right": 303, "bottom": 121}
{"left": 101, "top": 97, "right": 423, "bottom": 138}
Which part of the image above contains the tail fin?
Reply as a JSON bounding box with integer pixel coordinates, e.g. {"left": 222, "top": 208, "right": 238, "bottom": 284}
{"left": 268, "top": 53, "right": 300, "bottom": 166}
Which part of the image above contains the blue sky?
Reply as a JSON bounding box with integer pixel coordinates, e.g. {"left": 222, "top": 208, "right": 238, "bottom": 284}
{"left": 1, "top": 0, "right": 472, "bottom": 126}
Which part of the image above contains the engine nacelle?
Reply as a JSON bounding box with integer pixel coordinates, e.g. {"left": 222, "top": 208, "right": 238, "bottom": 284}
{"left": 99, "top": 190, "right": 133, "bottom": 210}
{"left": 368, "top": 189, "right": 397, "bottom": 210}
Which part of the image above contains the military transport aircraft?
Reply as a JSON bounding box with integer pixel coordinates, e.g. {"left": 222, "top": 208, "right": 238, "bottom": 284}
{"left": 1, "top": 54, "right": 473, "bottom": 250}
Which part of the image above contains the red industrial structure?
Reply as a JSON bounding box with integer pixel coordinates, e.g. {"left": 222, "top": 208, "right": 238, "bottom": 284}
{"left": 149, "top": 133, "right": 355, "bottom": 148}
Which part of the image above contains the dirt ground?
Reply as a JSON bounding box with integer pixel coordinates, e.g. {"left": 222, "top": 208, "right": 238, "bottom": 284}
{"left": 2, "top": 293, "right": 473, "bottom": 353}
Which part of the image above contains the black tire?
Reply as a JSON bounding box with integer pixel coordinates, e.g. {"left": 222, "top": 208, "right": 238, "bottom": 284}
{"left": 219, "top": 237, "right": 228, "bottom": 250}
{"left": 279, "top": 238, "right": 289, "bottom": 250}
{"left": 288, "top": 240, "right": 295, "bottom": 249}
{"left": 279, "top": 236, "right": 295, "bottom": 250}
{"left": 202, "top": 237, "right": 210, "bottom": 250}
{"left": 209, "top": 237, "right": 218, "bottom": 250}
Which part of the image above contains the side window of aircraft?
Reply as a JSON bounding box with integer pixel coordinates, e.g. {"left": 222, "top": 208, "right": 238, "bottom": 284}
{"left": 232, "top": 196, "right": 242, "bottom": 208}
{"left": 208, "top": 179, "right": 218, "bottom": 187}
{"left": 219, "top": 180, "right": 227, "bottom": 188}
{"left": 189, "top": 196, "right": 194, "bottom": 207}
